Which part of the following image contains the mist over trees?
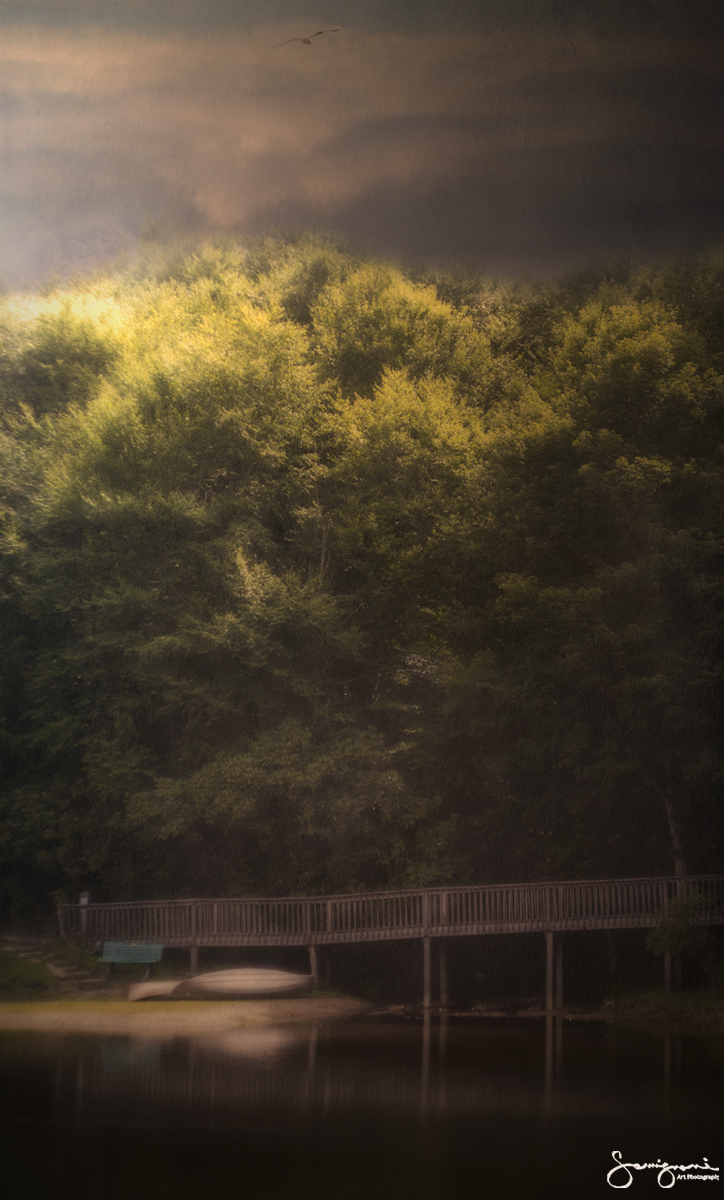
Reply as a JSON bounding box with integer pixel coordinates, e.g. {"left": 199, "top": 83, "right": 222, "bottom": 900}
{"left": 1, "top": 235, "right": 722, "bottom": 915}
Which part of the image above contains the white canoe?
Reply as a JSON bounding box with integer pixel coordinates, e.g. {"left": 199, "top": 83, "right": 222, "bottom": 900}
{"left": 128, "top": 980, "right": 178, "bottom": 1001}
{"left": 128, "top": 967, "right": 314, "bottom": 1002}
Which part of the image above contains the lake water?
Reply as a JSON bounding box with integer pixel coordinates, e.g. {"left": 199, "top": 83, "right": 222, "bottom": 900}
{"left": 1, "top": 1016, "right": 722, "bottom": 1199}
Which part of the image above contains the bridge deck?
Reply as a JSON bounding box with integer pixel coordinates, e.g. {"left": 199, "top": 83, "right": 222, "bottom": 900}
{"left": 58, "top": 875, "right": 724, "bottom": 948}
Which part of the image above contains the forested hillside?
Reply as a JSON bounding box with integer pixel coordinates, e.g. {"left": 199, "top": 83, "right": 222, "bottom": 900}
{"left": 1, "top": 236, "right": 722, "bottom": 916}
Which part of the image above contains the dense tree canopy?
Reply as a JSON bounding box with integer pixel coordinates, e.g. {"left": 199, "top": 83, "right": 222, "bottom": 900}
{"left": 1, "top": 235, "right": 722, "bottom": 914}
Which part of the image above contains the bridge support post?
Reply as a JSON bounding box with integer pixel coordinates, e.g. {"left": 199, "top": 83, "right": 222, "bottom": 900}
{"left": 308, "top": 944, "right": 318, "bottom": 987}
{"left": 423, "top": 937, "right": 431, "bottom": 1008}
{"left": 556, "top": 936, "right": 563, "bottom": 1010}
{"left": 439, "top": 939, "right": 448, "bottom": 1009}
{"left": 545, "top": 1012, "right": 553, "bottom": 1103}
{"left": 189, "top": 899, "right": 198, "bottom": 975}
{"left": 546, "top": 932, "right": 563, "bottom": 1011}
{"left": 664, "top": 951, "right": 672, "bottom": 994}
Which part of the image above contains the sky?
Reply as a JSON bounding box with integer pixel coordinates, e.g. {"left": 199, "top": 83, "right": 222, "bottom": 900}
{"left": 0, "top": 0, "right": 722, "bottom": 286}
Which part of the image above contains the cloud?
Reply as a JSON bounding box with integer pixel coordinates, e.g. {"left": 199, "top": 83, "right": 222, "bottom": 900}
{"left": 1, "top": 20, "right": 721, "bottom": 283}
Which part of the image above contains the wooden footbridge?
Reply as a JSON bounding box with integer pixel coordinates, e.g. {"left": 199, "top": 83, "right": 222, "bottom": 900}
{"left": 58, "top": 875, "right": 724, "bottom": 1009}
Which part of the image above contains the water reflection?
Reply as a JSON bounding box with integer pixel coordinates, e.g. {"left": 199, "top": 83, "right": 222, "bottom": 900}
{"left": 2, "top": 1019, "right": 721, "bottom": 1200}
{"left": 193, "top": 1027, "right": 304, "bottom": 1062}
{"left": 662, "top": 1030, "right": 683, "bottom": 1110}
{"left": 544, "top": 1012, "right": 565, "bottom": 1112}
{"left": 42, "top": 1017, "right": 715, "bottom": 1131}
{"left": 421, "top": 1010, "right": 431, "bottom": 1112}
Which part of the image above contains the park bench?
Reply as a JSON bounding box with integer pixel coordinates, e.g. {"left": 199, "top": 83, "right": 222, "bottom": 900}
{"left": 100, "top": 941, "right": 164, "bottom": 979}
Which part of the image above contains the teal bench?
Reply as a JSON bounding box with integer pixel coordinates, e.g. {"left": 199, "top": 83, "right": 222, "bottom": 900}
{"left": 100, "top": 942, "right": 164, "bottom": 979}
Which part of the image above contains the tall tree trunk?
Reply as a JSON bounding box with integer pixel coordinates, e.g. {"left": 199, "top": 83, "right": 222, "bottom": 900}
{"left": 644, "top": 771, "right": 688, "bottom": 877}
{"left": 661, "top": 791, "right": 688, "bottom": 878}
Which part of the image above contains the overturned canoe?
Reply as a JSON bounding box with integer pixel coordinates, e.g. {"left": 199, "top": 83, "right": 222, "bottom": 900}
{"left": 172, "top": 967, "right": 314, "bottom": 1000}
{"left": 128, "top": 967, "right": 314, "bottom": 1002}
{"left": 128, "top": 979, "right": 178, "bottom": 1001}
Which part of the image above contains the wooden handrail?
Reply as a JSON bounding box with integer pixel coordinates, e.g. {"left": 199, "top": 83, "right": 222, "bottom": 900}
{"left": 57, "top": 875, "right": 724, "bottom": 947}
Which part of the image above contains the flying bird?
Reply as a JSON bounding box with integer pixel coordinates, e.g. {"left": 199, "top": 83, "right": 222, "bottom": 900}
{"left": 274, "top": 29, "right": 340, "bottom": 47}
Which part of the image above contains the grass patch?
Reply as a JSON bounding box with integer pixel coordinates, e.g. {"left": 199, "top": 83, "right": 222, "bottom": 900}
{"left": 613, "top": 988, "right": 724, "bottom": 1009}
{"left": 0, "top": 949, "right": 55, "bottom": 998}
{"left": 608, "top": 988, "right": 724, "bottom": 1034}
{"left": 0, "top": 999, "right": 135, "bottom": 1014}
{"left": 52, "top": 940, "right": 173, "bottom": 978}
{"left": 50, "top": 939, "right": 104, "bottom": 973}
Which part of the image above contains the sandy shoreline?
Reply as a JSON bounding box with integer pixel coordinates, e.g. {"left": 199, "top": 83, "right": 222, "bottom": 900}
{"left": 0, "top": 996, "right": 372, "bottom": 1038}
{"left": 2, "top": 996, "right": 721, "bottom": 1038}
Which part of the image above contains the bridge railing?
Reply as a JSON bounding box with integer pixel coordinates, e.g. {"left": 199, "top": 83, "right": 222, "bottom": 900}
{"left": 57, "top": 875, "right": 724, "bottom": 946}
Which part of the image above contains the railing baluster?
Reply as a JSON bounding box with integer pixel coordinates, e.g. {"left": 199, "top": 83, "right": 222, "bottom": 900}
{"left": 58, "top": 876, "right": 724, "bottom": 950}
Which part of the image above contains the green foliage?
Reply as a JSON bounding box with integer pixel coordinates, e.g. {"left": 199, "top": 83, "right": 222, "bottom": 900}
{"left": 542, "top": 298, "right": 715, "bottom": 456}
{"left": 645, "top": 894, "right": 707, "bottom": 958}
{"left": 310, "top": 264, "right": 494, "bottom": 401}
{"left": 127, "top": 717, "right": 440, "bottom": 895}
{"left": 651, "top": 246, "right": 724, "bottom": 370}
{"left": 1, "top": 236, "right": 722, "bottom": 910}
{"left": 645, "top": 895, "right": 724, "bottom": 985}
{"left": 51, "top": 939, "right": 103, "bottom": 973}
{"left": 0, "top": 948, "right": 54, "bottom": 996}
{"left": 1, "top": 302, "right": 119, "bottom": 416}
{"left": 323, "top": 369, "right": 483, "bottom": 649}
